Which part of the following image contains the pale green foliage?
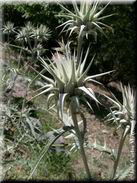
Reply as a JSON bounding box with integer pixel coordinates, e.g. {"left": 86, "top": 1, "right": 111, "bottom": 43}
{"left": 16, "top": 22, "right": 51, "bottom": 43}
{"left": 32, "top": 24, "right": 51, "bottom": 41}
{"left": 58, "top": 0, "right": 113, "bottom": 39}
{"left": 16, "top": 22, "right": 34, "bottom": 42}
{"left": 52, "top": 39, "right": 69, "bottom": 53}
{"left": 34, "top": 42, "right": 112, "bottom": 123}
{"left": 15, "top": 22, "right": 51, "bottom": 58}
{"left": 105, "top": 84, "right": 136, "bottom": 180}
{"left": 106, "top": 84, "right": 136, "bottom": 134}
{"left": 2, "top": 21, "right": 16, "bottom": 34}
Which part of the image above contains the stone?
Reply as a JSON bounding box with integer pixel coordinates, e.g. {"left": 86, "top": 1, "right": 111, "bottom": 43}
{"left": 4, "top": 74, "right": 31, "bottom": 98}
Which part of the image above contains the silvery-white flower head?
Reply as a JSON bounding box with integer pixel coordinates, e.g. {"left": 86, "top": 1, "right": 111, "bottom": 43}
{"left": 33, "top": 42, "right": 113, "bottom": 122}
{"left": 58, "top": 0, "right": 113, "bottom": 40}
{"left": 106, "top": 84, "right": 136, "bottom": 133}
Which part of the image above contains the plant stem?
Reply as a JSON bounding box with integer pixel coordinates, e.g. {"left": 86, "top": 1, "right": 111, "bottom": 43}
{"left": 70, "top": 97, "right": 91, "bottom": 180}
{"left": 77, "top": 34, "right": 83, "bottom": 64}
{"left": 7, "top": 33, "right": 10, "bottom": 61}
{"left": 129, "top": 119, "right": 136, "bottom": 177}
{"left": 112, "top": 125, "right": 130, "bottom": 180}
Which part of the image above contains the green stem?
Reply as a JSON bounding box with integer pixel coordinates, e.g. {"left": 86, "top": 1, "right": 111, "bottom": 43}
{"left": 8, "top": 43, "right": 31, "bottom": 53}
{"left": 129, "top": 120, "right": 136, "bottom": 177}
{"left": 80, "top": 111, "right": 87, "bottom": 140}
{"left": 7, "top": 33, "right": 10, "bottom": 60}
{"left": 77, "top": 34, "right": 83, "bottom": 64}
{"left": 70, "top": 97, "right": 91, "bottom": 180}
{"left": 112, "top": 125, "right": 130, "bottom": 180}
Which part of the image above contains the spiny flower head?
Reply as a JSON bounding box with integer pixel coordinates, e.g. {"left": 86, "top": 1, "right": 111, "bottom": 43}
{"left": 58, "top": 0, "right": 113, "bottom": 39}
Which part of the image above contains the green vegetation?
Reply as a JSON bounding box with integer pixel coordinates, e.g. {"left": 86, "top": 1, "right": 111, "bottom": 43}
{"left": 1, "top": 0, "right": 136, "bottom": 181}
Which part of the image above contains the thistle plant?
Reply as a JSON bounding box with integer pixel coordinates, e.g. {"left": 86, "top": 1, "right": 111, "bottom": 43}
{"left": 106, "top": 84, "right": 136, "bottom": 179}
{"left": 16, "top": 22, "right": 51, "bottom": 59}
{"left": 3, "top": 2, "right": 135, "bottom": 181}
{"left": 58, "top": 0, "right": 113, "bottom": 62}
{"left": 31, "top": 0, "right": 135, "bottom": 180}
{"left": 16, "top": 22, "right": 34, "bottom": 43}
{"left": 33, "top": 42, "right": 113, "bottom": 179}
{"left": 32, "top": 24, "right": 51, "bottom": 42}
{"left": 2, "top": 21, "right": 16, "bottom": 37}
{"left": 2, "top": 22, "right": 17, "bottom": 59}
{"left": 35, "top": 43, "right": 113, "bottom": 117}
{"left": 29, "top": 0, "right": 116, "bottom": 180}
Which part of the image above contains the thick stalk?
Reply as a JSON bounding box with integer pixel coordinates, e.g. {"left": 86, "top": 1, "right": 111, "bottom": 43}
{"left": 7, "top": 33, "right": 10, "bottom": 60}
{"left": 70, "top": 98, "right": 91, "bottom": 179}
{"left": 77, "top": 34, "right": 83, "bottom": 64}
{"left": 129, "top": 120, "right": 136, "bottom": 177}
{"left": 129, "top": 133, "right": 135, "bottom": 177}
{"left": 112, "top": 125, "right": 130, "bottom": 179}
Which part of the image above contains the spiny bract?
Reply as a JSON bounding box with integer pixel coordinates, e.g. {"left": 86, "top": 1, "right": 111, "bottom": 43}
{"left": 34, "top": 42, "right": 112, "bottom": 122}
{"left": 58, "top": 0, "right": 113, "bottom": 39}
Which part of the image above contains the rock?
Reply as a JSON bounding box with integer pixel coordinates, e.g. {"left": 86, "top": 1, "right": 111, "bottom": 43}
{"left": 4, "top": 74, "right": 31, "bottom": 98}
{"left": 0, "top": 59, "right": 9, "bottom": 68}
{"left": 16, "top": 75, "right": 31, "bottom": 85}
